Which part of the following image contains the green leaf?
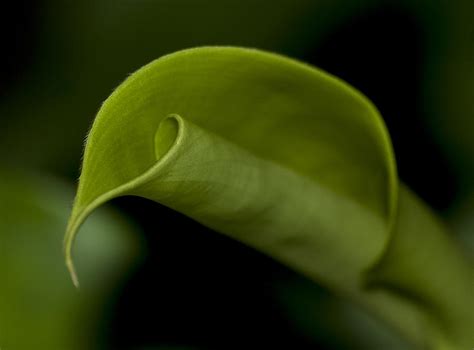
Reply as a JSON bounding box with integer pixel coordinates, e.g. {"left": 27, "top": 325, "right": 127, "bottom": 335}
{"left": 65, "top": 47, "right": 473, "bottom": 349}
{"left": 66, "top": 46, "right": 396, "bottom": 286}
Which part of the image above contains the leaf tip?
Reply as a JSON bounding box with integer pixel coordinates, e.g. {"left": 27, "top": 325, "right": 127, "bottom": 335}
{"left": 66, "top": 253, "right": 80, "bottom": 289}
{"left": 64, "top": 214, "right": 82, "bottom": 289}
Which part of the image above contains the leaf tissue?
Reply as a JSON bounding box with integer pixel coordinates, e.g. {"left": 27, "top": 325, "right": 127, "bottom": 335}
{"left": 65, "top": 47, "right": 473, "bottom": 349}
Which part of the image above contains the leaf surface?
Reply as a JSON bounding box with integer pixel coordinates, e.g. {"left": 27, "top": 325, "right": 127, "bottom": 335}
{"left": 65, "top": 47, "right": 473, "bottom": 349}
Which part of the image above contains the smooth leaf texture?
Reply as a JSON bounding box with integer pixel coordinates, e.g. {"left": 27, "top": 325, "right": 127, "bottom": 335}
{"left": 65, "top": 47, "right": 473, "bottom": 349}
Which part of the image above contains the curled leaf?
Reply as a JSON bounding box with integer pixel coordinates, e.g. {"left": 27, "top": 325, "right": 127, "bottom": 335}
{"left": 66, "top": 47, "right": 397, "bottom": 279}
{"left": 65, "top": 47, "right": 473, "bottom": 348}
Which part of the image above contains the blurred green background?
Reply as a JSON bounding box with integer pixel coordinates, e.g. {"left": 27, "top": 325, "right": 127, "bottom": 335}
{"left": 0, "top": 0, "right": 472, "bottom": 349}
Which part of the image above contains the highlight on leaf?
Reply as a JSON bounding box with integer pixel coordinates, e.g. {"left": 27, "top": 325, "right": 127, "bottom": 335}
{"left": 65, "top": 47, "right": 473, "bottom": 349}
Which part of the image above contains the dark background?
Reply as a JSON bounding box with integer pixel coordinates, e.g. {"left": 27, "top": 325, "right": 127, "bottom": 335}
{"left": 1, "top": 1, "right": 472, "bottom": 349}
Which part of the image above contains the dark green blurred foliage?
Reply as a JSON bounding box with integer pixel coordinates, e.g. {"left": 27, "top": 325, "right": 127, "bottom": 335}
{"left": 0, "top": 169, "right": 141, "bottom": 349}
{"left": 0, "top": 0, "right": 472, "bottom": 349}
